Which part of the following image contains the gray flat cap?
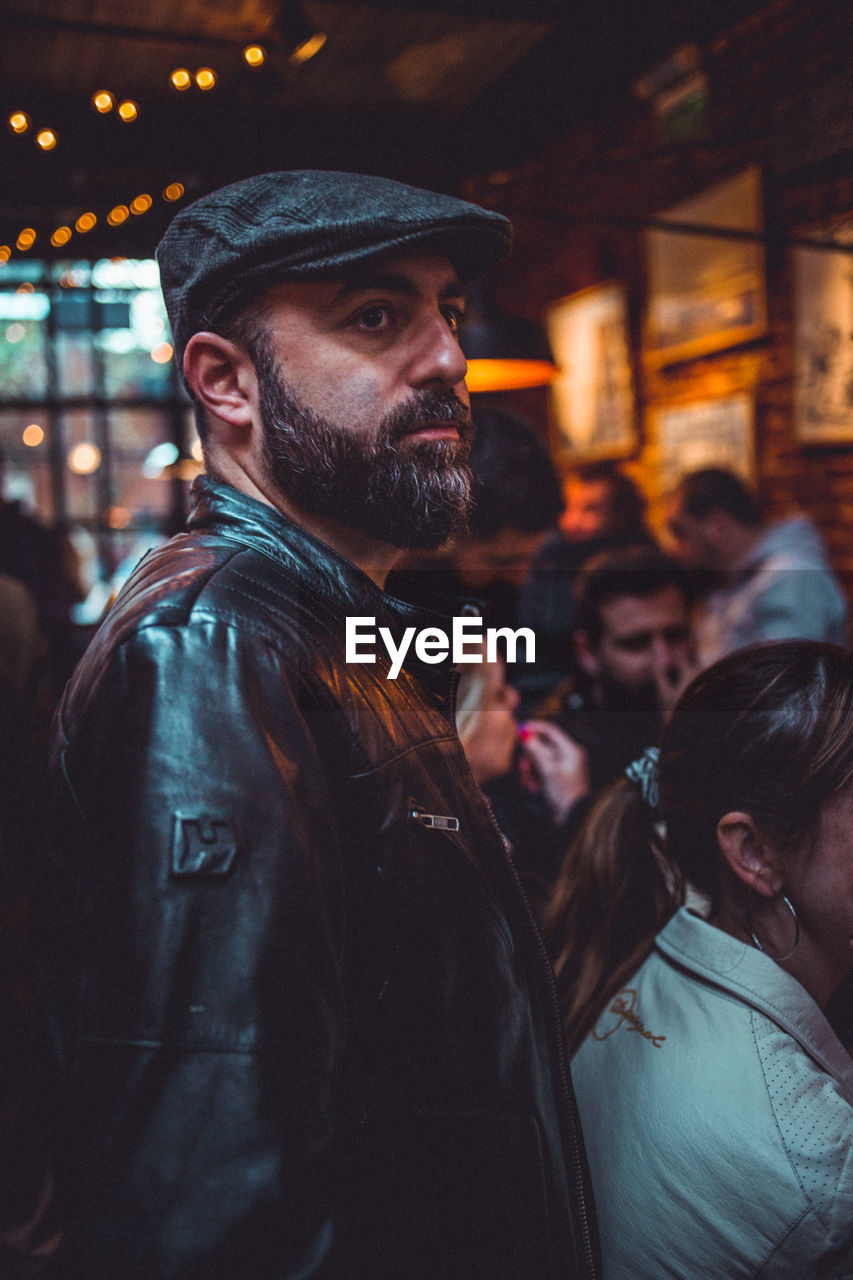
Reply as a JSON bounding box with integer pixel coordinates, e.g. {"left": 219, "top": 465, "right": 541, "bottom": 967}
{"left": 156, "top": 170, "right": 512, "bottom": 363}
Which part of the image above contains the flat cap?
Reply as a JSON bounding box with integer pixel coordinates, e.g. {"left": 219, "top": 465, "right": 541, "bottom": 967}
{"left": 156, "top": 170, "right": 512, "bottom": 364}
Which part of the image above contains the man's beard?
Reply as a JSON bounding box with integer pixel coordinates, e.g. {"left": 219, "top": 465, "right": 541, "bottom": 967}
{"left": 255, "top": 345, "right": 474, "bottom": 551}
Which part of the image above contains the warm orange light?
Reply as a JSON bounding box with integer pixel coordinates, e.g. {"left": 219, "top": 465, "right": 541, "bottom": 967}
{"left": 117, "top": 100, "right": 138, "bottom": 122}
{"left": 51, "top": 226, "right": 72, "bottom": 247}
{"left": 107, "top": 205, "right": 129, "bottom": 226}
{"left": 163, "top": 183, "right": 184, "bottom": 202}
{"left": 464, "top": 358, "right": 557, "bottom": 394}
{"left": 105, "top": 505, "right": 131, "bottom": 529}
{"left": 22, "top": 424, "right": 44, "bottom": 447}
{"left": 190, "top": 438, "right": 204, "bottom": 462}
{"left": 36, "top": 129, "right": 57, "bottom": 151}
{"left": 75, "top": 212, "right": 97, "bottom": 233}
{"left": 9, "top": 111, "right": 30, "bottom": 134}
{"left": 290, "top": 32, "right": 326, "bottom": 64}
{"left": 130, "top": 193, "right": 152, "bottom": 214}
{"left": 170, "top": 68, "right": 191, "bottom": 90}
{"left": 243, "top": 44, "right": 265, "bottom": 66}
{"left": 16, "top": 282, "right": 34, "bottom": 294}
{"left": 195, "top": 67, "right": 216, "bottom": 90}
{"left": 68, "top": 442, "right": 102, "bottom": 475}
{"left": 16, "top": 228, "right": 36, "bottom": 251}
{"left": 92, "top": 90, "right": 114, "bottom": 113}
{"left": 0, "top": 246, "right": 10, "bottom": 263}
{"left": 150, "top": 342, "right": 174, "bottom": 364}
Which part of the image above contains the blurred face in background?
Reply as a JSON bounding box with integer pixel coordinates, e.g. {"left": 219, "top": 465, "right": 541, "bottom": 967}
{"left": 559, "top": 476, "right": 615, "bottom": 542}
{"left": 577, "top": 584, "right": 692, "bottom": 700}
{"left": 452, "top": 526, "right": 549, "bottom": 589}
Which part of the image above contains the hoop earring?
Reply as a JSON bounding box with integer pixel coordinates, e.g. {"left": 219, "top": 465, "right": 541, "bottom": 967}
{"left": 748, "top": 890, "right": 800, "bottom": 962}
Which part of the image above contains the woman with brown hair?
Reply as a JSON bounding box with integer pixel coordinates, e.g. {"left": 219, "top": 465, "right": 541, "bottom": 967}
{"left": 546, "top": 640, "right": 853, "bottom": 1278}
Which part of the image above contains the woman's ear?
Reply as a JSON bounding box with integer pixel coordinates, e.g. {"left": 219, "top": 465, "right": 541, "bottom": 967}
{"left": 716, "top": 811, "right": 783, "bottom": 900}
{"left": 182, "top": 332, "right": 256, "bottom": 433}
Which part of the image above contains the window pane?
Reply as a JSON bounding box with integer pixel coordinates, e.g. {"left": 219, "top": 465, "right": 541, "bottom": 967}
{"left": 0, "top": 290, "right": 48, "bottom": 399}
{"left": 0, "top": 409, "right": 54, "bottom": 521}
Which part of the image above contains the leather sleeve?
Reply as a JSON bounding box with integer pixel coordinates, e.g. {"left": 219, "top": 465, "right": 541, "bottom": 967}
{"left": 44, "top": 619, "right": 349, "bottom": 1280}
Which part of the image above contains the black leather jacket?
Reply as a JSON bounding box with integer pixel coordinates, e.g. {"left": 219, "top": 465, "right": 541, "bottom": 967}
{"left": 39, "top": 477, "right": 600, "bottom": 1280}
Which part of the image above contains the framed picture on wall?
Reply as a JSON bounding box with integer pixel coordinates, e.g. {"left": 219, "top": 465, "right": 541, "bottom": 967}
{"left": 545, "top": 281, "right": 639, "bottom": 468}
{"left": 644, "top": 167, "right": 767, "bottom": 367}
{"left": 651, "top": 394, "right": 755, "bottom": 494}
{"left": 793, "top": 231, "right": 853, "bottom": 442}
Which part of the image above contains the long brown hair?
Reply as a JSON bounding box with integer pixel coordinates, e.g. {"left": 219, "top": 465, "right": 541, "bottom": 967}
{"left": 545, "top": 640, "right": 853, "bottom": 1055}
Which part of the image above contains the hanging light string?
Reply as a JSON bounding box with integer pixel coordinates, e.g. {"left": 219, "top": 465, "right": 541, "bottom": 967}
{"left": 0, "top": 183, "right": 186, "bottom": 265}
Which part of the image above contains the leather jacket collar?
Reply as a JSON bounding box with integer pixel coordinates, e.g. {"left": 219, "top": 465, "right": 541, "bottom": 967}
{"left": 187, "top": 475, "right": 471, "bottom": 701}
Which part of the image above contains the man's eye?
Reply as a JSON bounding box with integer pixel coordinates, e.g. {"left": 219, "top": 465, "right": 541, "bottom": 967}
{"left": 356, "top": 305, "right": 392, "bottom": 331}
{"left": 442, "top": 306, "right": 464, "bottom": 334}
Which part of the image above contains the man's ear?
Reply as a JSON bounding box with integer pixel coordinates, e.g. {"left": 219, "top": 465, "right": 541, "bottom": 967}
{"left": 574, "top": 630, "right": 600, "bottom": 681}
{"left": 717, "top": 811, "right": 783, "bottom": 899}
{"left": 183, "top": 332, "right": 256, "bottom": 433}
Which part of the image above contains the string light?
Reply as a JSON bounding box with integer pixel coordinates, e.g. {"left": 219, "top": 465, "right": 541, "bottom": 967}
{"left": 150, "top": 342, "right": 174, "bottom": 364}
{"left": 8, "top": 111, "right": 30, "bottom": 134}
{"left": 170, "top": 68, "right": 192, "bottom": 90}
{"left": 117, "top": 100, "right": 138, "bottom": 122}
{"left": 92, "top": 90, "right": 114, "bottom": 113}
{"left": 16, "top": 282, "right": 34, "bottom": 294}
{"left": 36, "top": 129, "right": 58, "bottom": 151}
{"left": 243, "top": 45, "right": 265, "bottom": 66}
{"left": 5, "top": 182, "right": 187, "bottom": 265}
{"left": 195, "top": 68, "right": 216, "bottom": 90}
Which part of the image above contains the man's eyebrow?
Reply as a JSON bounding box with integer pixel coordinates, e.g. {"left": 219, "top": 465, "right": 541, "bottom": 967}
{"left": 332, "top": 271, "right": 465, "bottom": 303}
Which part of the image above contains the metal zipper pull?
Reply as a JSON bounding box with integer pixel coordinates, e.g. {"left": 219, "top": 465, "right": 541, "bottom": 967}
{"left": 409, "top": 807, "right": 460, "bottom": 832}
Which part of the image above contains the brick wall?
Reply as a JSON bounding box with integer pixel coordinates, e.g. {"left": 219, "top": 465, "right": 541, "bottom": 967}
{"left": 464, "top": 0, "right": 853, "bottom": 599}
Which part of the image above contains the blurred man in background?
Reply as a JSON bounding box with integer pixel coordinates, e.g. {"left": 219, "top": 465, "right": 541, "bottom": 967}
{"left": 667, "top": 467, "right": 847, "bottom": 664}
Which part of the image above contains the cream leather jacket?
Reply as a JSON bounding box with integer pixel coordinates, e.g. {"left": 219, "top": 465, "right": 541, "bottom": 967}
{"left": 572, "top": 908, "right": 853, "bottom": 1279}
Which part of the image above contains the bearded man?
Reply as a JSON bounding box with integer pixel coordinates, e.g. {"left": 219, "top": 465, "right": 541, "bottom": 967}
{"left": 37, "top": 172, "right": 600, "bottom": 1280}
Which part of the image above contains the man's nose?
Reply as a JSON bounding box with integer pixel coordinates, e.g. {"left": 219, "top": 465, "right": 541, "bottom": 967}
{"left": 409, "top": 315, "right": 468, "bottom": 389}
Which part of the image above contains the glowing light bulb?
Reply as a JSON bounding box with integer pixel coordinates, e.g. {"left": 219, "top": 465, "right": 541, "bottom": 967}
{"left": 163, "top": 183, "right": 185, "bottom": 202}
{"left": 107, "top": 205, "right": 129, "bottom": 226}
{"left": 75, "top": 212, "right": 97, "bottom": 233}
{"left": 170, "top": 68, "right": 191, "bottom": 91}
{"left": 16, "top": 229, "right": 36, "bottom": 251}
{"left": 22, "top": 424, "right": 44, "bottom": 447}
{"left": 243, "top": 45, "right": 265, "bottom": 66}
{"left": 50, "top": 226, "right": 72, "bottom": 247}
{"left": 150, "top": 342, "right": 174, "bottom": 364}
{"left": 130, "top": 194, "right": 152, "bottom": 215}
{"left": 117, "top": 100, "right": 138, "bottom": 122}
{"left": 36, "top": 129, "right": 57, "bottom": 151}
{"left": 0, "top": 246, "right": 10, "bottom": 263}
{"left": 68, "top": 442, "right": 102, "bottom": 475}
{"left": 9, "top": 111, "right": 30, "bottom": 134}
{"left": 92, "top": 91, "right": 114, "bottom": 113}
{"left": 195, "top": 68, "right": 216, "bottom": 90}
